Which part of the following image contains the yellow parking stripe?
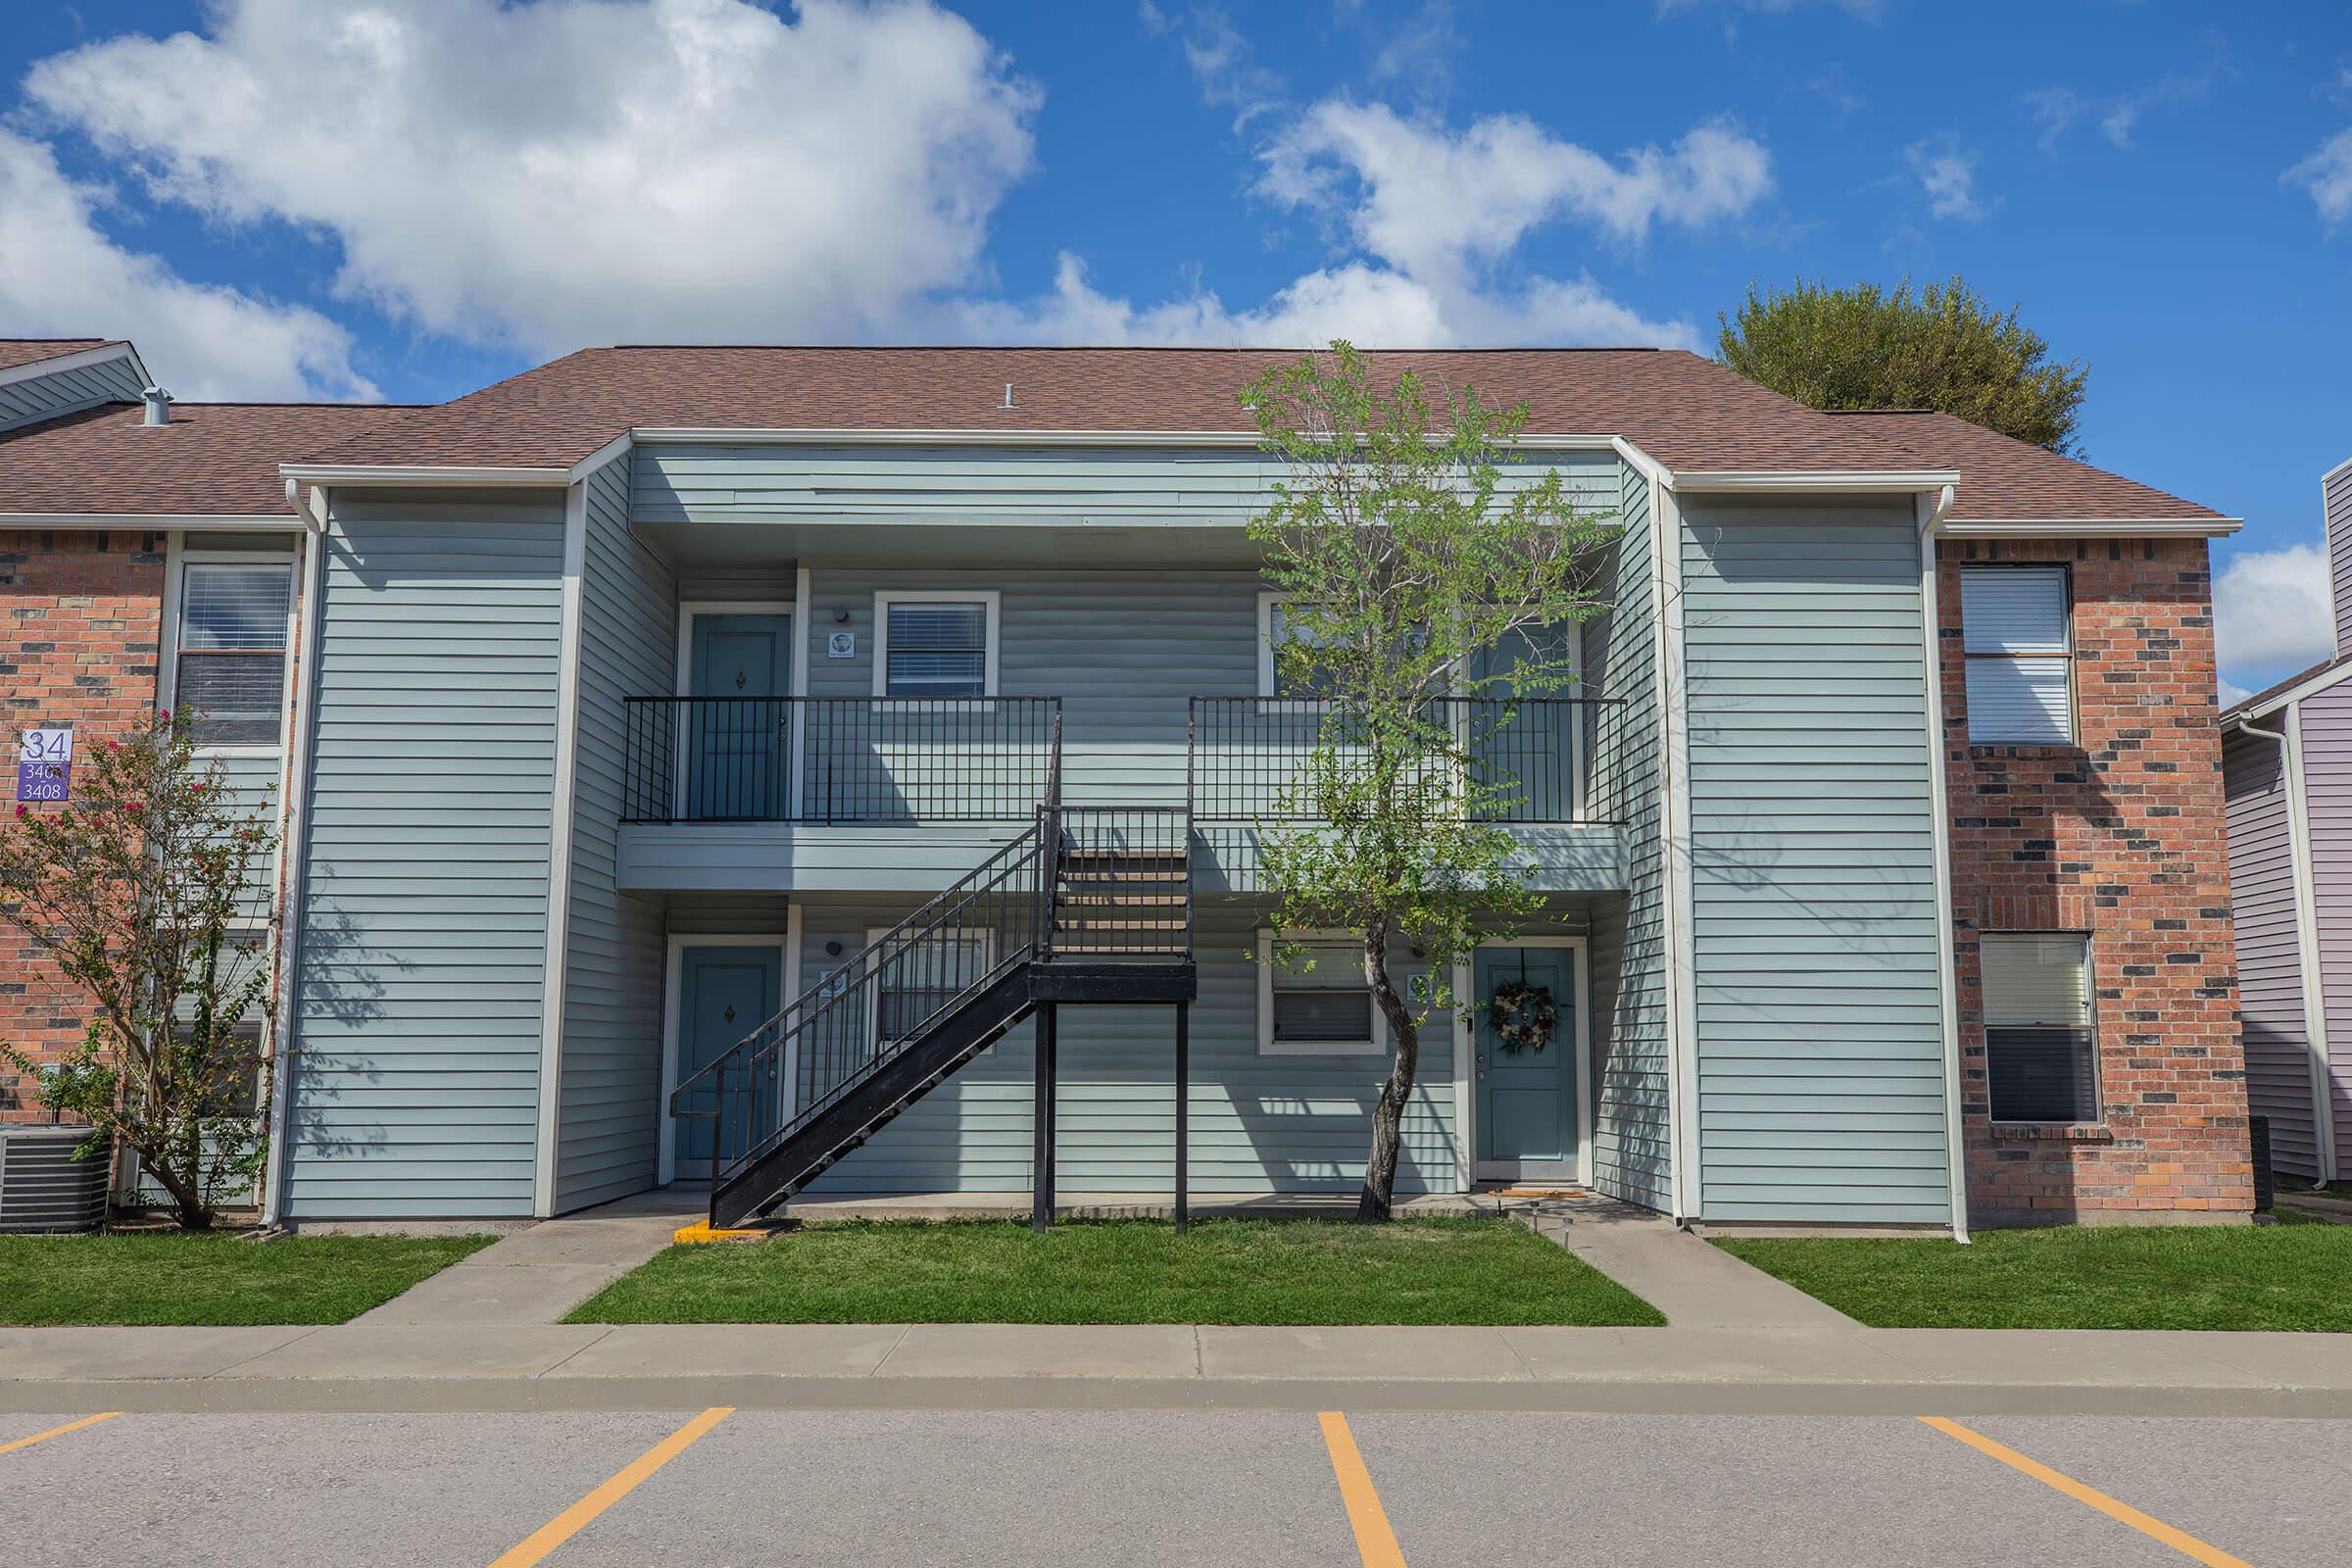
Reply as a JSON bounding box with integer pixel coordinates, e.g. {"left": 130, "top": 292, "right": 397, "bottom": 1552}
{"left": 488, "top": 1406, "right": 733, "bottom": 1568}
{"left": 1317, "top": 1411, "right": 1407, "bottom": 1568}
{"left": 1920, "top": 1416, "right": 2256, "bottom": 1568}
{"left": 0, "top": 1412, "right": 121, "bottom": 1455}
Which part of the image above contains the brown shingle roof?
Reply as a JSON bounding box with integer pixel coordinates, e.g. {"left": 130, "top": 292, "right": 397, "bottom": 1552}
{"left": 0, "top": 401, "right": 416, "bottom": 516}
{"left": 310, "top": 345, "right": 1934, "bottom": 475}
{"left": 1826, "top": 409, "right": 2227, "bottom": 522}
{"left": 0, "top": 338, "right": 117, "bottom": 373}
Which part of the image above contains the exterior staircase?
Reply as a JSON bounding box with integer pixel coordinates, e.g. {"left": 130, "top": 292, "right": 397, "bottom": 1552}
{"left": 671, "top": 806, "right": 1196, "bottom": 1230}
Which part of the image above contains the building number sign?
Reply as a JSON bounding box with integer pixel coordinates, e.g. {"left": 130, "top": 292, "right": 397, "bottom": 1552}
{"left": 16, "top": 726, "right": 73, "bottom": 803}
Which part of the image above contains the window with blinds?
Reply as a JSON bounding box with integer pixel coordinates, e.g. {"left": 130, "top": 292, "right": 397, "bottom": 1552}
{"left": 1981, "top": 933, "right": 2098, "bottom": 1123}
{"left": 1961, "top": 566, "right": 2073, "bottom": 744}
{"left": 1262, "top": 937, "right": 1384, "bottom": 1054}
{"left": 175, "top": 561, "right": 293, "bottom": 746}
{"left": 882, "top": 600, "right": 990, "bottom": 698}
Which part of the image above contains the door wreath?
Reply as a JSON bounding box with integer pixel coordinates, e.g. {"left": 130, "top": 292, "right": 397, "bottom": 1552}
{"left": 1488, "top": 980, "right": 1556, "bottom": 1055}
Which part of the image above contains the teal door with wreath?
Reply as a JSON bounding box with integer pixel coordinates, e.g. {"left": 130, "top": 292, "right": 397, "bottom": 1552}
{"left": 1473, "top": 946, "right": 1577, "bottom": 1174}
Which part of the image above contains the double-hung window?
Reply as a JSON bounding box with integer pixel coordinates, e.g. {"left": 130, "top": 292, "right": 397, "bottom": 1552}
{"left": 874, "top": 593, "right": 996, "bottom": 699}
{"left": 1981, "top": 933, "right": 2099, "bottom": 1124}
{"left": 1259, "top": 595, "right": 1338, "bottom": 701}
{"left": 1259, "top": 931, "right": 1389, "bottom": 1055}
{"left": 868, "top": 928, "right": 993, "bottom": 1045}
{"left": 174, "top": 559, "right": 294, "bottom": 746}
{"left": 1961, "top": 566, "right": 2073, "bottom": 744}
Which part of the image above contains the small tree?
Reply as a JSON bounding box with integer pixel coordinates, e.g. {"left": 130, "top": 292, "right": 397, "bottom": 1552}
{"left": 1717, "top": 276, "right": 2089, "bottom": 454}
{"left": 0, "top": 712, "right": 279, "bottom": 1229}
{"left": 1242, "top": 343, "right": 1616, "bottom": 1220}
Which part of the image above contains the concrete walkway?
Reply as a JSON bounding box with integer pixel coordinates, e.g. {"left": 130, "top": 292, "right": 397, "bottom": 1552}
{"left": 1514, "top": 1195, "right": 1859, "bottom": 1329}
{"left": 350, "top": 1192, "right": 703, "bottom": 1327}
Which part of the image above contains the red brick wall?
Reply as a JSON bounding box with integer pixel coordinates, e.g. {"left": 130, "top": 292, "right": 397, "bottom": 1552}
{"left": 0, "top": 529, "right": 166, "bottom": 1120}
{"left": 1938, "top": 536, "right": 2253, "bottom": 1225}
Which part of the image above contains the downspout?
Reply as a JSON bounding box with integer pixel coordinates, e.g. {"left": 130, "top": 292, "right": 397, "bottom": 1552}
{"left": 262, "top": 481, "right": 331, "bottom": 1225}
{"left": 1918, "top": 485, "right": 1971, "bottom": 1242}
{"left": 2237, "top": 707, "right": 2339, "bottom": 1186}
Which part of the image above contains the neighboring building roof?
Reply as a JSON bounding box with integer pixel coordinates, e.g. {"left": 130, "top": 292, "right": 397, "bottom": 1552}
{"left": 0, "top": 401, "right": 416, "bottom": 517}
{"left": 1827, "top": 409, "right": 2228, "bottom": 524}
{"left": 2223, "top": 654, "right": 2352, "bottom": 723}
{"left": 308, "top": 345, "right": 1938, "bottom": 477}
{"left": 0, "top": 338, "right": 118, "bottom": 373}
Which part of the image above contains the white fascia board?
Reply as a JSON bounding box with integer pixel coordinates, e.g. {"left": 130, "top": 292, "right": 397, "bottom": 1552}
{"left": 565, "top": 430, "right": 634, "bottom": 482}
{"left": 1610, "top": 436, "right": 1672, "bottom": 488}
{"left": 276, "top": 463, "right": 570, "bottom": 486}
{"left": 0, "top": 511, "right": 302, "bottom": 530}
{"left": 1943, "top": 515, "right": 2243, "bottom": 539}
{"left": 631, "top": 425, "right": 1627, "bottom": 451}
{"left": 1670, "top": 468, "right": 1962, "bottom": 493}
{"left": 0, "top": 341, "right": 137, "bottom": 390}
{"left": 2226, "top": 660, "right": 2352, "bottom": 725}
{"left": 2323, "top": 454, "right": 2352, "bottom": 486}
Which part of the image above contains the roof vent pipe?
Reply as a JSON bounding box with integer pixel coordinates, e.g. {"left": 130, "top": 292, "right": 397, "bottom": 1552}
{"left": 139, "top": 386, "right": 172, "bottom": 426}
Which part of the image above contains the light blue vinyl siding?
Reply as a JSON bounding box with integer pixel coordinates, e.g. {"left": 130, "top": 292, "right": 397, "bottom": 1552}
{"left": 1584, "top": 464, "right": 1671, "bottom": 1210}
{"left": 796, "top": 900, "right": 1457, "bottom": 1196}
{"left": 1681, "top": 500, "right": 1951, "bottom": 1224}
{"left": 555, "top": 456, "right": 682, "bottom": 1210}
{"left": 0, "top": 351, "right": 144, "bottom": 434}
{"left": 634, "top": 443, "right": 1619, "bottom": 528}
{"left": 280, "top": 495, "right": 566, "bottom": 1219}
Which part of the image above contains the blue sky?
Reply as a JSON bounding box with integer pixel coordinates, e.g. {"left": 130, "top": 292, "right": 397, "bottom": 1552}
{"left": 2, "top": 0, "right": 2347, "bottom": 696}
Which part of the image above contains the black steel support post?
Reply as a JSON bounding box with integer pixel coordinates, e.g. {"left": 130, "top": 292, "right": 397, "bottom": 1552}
{"left": 1173, "top": 1001, "right": 1190, "bottom": 1234}
{"left": 1033, "top": 1002, "right": 1059, "bottom": 1231}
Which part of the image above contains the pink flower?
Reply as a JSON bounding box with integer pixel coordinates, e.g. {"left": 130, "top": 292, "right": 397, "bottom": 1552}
{"left": 13, "top": 805, "right": 24, "bottom": 819}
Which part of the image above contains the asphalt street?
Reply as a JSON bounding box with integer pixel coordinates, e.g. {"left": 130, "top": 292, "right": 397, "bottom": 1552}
{"left": 2, "top": 1407, "right": 2342, "bottom": 1566}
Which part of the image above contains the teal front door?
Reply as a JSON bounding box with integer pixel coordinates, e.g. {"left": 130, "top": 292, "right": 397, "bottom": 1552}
{"left": 1473, "top": 946, "right": 1578, "bottom": 1179}
{"left": 673, "top": 946, "right": 783, "bottom": 1175}
{"left": 687, "top": 613, "right": 792, "bottom": 819}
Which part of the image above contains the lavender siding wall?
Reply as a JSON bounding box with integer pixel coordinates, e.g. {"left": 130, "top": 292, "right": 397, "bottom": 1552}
{"left": 2328, "top": 461, "right": 2352, "bottom": 657}
{"left": 2294, "top": 683, "right": 2352, "bottom": 1169}
{"left": 2223, "top": 726, "right": 2319, "bottom": 1177}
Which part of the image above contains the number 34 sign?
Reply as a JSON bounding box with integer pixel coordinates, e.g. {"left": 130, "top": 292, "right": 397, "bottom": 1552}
{"left": 16, "top": 727, "right": 73, "bottom": 804}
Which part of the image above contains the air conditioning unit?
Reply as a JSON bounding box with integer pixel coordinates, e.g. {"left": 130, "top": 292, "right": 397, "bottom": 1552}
{"left": 0, "top": 1126, "right": 111, "bottom": 1233}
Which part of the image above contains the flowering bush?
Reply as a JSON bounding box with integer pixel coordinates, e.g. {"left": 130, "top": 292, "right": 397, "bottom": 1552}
{"left": 0, "top": 712, "right": 279, "bottom": 1228}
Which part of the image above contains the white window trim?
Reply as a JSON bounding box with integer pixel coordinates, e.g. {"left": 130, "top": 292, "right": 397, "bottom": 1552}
{"left": 1257, "top": 927, "right": 1392, "bottom": 1056}
{"left": 1980, "top": 929, "right": 2102, "bottom": 1127}
{"left": 159, "top": 537, "right": 300, "bottom": 760}
{"left": 1961, "top": 564, "right": 2078, "bottom": 746}
{"left": 657, "top": 918, "right": 800, "bottom": 1189}
{"left": 872, "top": 590, "right": 1001, "bottom": 700}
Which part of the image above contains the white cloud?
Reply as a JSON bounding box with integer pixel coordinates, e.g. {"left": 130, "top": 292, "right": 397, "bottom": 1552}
{"left": 1654, "top": 0, "right": 1886, "bottom": 19}
{"left": 2025, "top": 49, "right": 2228, "bottom": 154}
{"left": 2286, "top": 128, "right": 2352, "bottom": 229}
{"left": 24, "top": 0, "right": 1041, "bottom": 357}
{"left": 1261, "top": 102, "right": 1773, "bottom": 270}
{"left": 0, "top": 129, "right": 373, "bottom": 401}
{"left": 2217, "top": 677, "right": 2253, "bottom": 710}
{"left": 1139, "top": 3, "right": 1286, "bottom": 129}
{"left": 2213, "top": 542, "right": 2337, "bottom": 693}
{"left": 1904, "top": 141, "right": 1988, "bottom": 221}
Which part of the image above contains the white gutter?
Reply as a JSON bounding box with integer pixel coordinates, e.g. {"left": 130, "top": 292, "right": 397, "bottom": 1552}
{"left": 277, "top": 463, "right": 570, "bottom": 487}
{"left": 281, "top": 478, "right": 329, "bottom": 532}
{"left": 2240, "top": 707, "right": 2340, "bottom": 1186}
{"left": 634, "top": 425, "right": 1628, "bottom": 450}
{"left": 1670, "top": 468, "right": 1961, "bottom": 494}
{"left": 1917, "top": 485, "right": 1971, "bottom": 1242}
{"left": 1943, "top": 516, "right": 2242, "bottom": 539}
{"left": 0, "top": 512, "right": 304, "bottom": 531}
{"left": 261, "top": 492, "right": 332, "bottom": 1226}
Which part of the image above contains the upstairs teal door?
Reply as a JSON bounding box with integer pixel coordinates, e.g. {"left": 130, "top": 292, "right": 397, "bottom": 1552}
{"left": 1469, "top": 623, "right": 1578, "bottom": 822}
{"left": 687, "top": 613, "right": 792, "bottom": 819}
{"left": 674, "top": 946, "right": 783, "bottom": 1174}
{"left": 1473, "top": 946, "right": 1578, "bottom": 1180}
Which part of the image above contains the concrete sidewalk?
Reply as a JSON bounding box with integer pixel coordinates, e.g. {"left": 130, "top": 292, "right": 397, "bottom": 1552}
{"left": 6, "top": 1319, "right": 2352, "bottom": 1418}
{"left": 346, "top": 1191, "right": 701, "bottom": 1327}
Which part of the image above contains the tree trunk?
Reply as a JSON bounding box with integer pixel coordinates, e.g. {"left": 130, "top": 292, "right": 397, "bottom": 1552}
{"left": 1356, "top": 927, "right": 1423, "bottom": 1222}
{"left": 134, "top": 1138, "right": 213, "bottom": 1231}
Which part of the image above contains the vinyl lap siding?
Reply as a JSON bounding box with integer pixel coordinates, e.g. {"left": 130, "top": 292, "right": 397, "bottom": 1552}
{"left": 555, "top": 457, "right": 680, "bottom": 1210}
{"left": 2293, "top": 680, "right": 2352, "bottom": 1164}
{"left": 281, "top": 496, "right": 565, "bottom": 1219}
{"left": 2222, "top": 726, "right": 2318, "bottom": 1177}
{"left": 797, "top": 900, "right": 1457, "bottom": 1196}
{"left": 1584, "top": 464, "right": 1670, "bottom": 1210}
{"left": 1681, "top": 501, "right": 1950, "bottom": 1224}
{"left": 634, "top": 444, "right": 1619, "bottom": 528}
{"left": 0, "top": 353, "right": 144, "bottom": 434}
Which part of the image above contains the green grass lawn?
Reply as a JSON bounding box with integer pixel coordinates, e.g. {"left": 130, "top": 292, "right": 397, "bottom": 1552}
{"left": 1717, "top": 1223, "right": 2352, "bottom": 1331}
{"left": 568, "top": 1215, "right": 1663, "bottom": 1326}
{"left": 0, "top": 1232, "right": 497, "bottom": 1327}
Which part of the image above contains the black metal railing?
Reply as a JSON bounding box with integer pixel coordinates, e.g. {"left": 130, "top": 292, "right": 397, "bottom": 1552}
{"left": 1187, "top": 695, "right": 1627, "bottom": 824}
{"left": 622, "top": 696, "right": 1061, "bottom": 824}
{"left": 666, "top": 802, "right": 1196, "bottom": 1220}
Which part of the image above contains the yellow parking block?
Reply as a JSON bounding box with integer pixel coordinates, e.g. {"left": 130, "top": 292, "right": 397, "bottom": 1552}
{"left": 672, "top": 1221, "right": 770, "bottom": 1245}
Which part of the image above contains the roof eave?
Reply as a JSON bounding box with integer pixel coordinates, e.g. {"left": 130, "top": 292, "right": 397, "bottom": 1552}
{"left": 276, "top": 462, "right": 572, "bottom": 487}
{"left": 1941, "top": 514, "right": 2241, "bottom": 539}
